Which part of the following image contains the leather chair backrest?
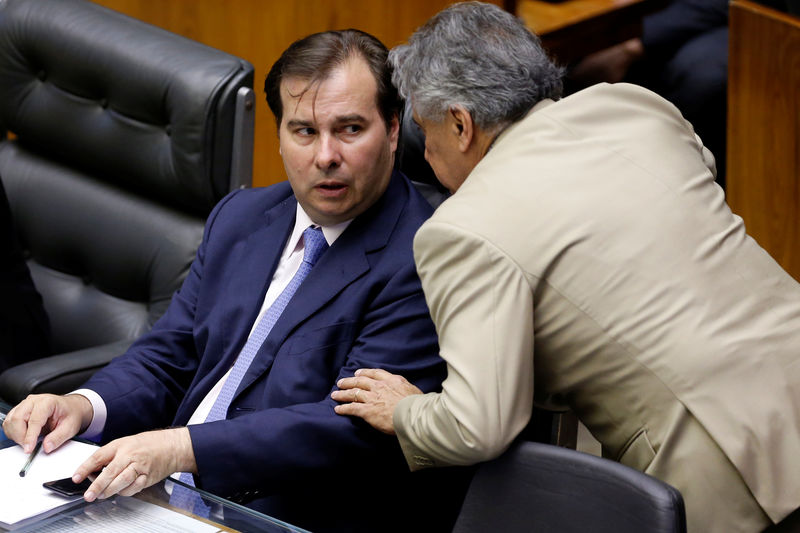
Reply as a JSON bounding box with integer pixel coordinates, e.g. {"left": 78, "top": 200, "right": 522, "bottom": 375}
{"left": 0, "top": 0, "right": 254, "bottom": 356}
{"left": 396, "top": 101, "right": 449, "bottom": 208}
{"left": 0, "top": 145, "right": 204, "bottom": 352}
{"left": 0, "top": 0, "right": 254, "bottom": 213}
{"left": 453, "top": 441, "right": 687, "bottom": 533}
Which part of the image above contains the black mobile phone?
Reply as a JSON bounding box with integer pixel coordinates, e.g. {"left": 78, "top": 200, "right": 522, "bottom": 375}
{"left": 42, "top": 477, "right": 92, "bottom": 497}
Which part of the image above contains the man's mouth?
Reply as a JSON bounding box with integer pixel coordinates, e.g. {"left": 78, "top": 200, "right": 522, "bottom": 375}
{"left": 315, "top": 181, "right": 348, "bottom": 197}
{"left": 318, "top": 182, "right": 346, "bottom": 190}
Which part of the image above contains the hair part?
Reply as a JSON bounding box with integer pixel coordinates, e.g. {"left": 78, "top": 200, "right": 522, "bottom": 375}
{"left": 265, "top": 29, "right": 401, "bottom": 132}
{"left": 389, "top": 1, "right": 564, "bottom": 132}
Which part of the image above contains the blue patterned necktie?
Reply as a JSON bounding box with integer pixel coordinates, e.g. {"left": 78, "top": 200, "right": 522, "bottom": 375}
{"left": 170, "top": 226, "right": 328, "bottom": 516}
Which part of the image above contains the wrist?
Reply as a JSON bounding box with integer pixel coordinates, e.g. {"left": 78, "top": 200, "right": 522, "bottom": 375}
{"left": 65, "top": 393, "right": 94, "bottom": 433}
{"left": 172, "top": 427, "right": 198, "bottom": 474}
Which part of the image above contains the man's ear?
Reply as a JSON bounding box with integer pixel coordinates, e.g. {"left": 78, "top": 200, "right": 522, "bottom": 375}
{"left": 449, "top": 105, "right": 475, "bottom": 153}
{"left": 388, "top": 114, "right": 400, "bottom": 153}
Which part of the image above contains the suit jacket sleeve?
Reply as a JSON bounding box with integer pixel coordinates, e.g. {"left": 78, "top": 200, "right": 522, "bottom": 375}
{"left": 394, "top": 219, "right": 536, "bottom": 470}
{"left": 187, "top": 255, "right": 443, "bottom": 498}
{"left": 81, "top": 191, "right": 241, "bottom": 438}
{"left": 85, "top": 180, "right": 444, "bottom": 499}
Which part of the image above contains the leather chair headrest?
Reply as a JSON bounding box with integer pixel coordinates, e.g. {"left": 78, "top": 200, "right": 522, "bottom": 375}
{"left": 0, "top": 0, "right": 253, "bottom": 214}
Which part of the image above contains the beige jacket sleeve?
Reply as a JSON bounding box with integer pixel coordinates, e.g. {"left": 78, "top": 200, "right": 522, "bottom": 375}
{"left": 394, "top": 219, "right": 535, "bottom": 470}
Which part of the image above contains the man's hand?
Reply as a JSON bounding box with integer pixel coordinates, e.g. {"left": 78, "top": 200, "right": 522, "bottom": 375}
{"left": 2, "top": 394, "right": 93, "bottom": 454}
{"left": 332, "top": 368, "right": 423, "bottom": 435}
{"left": 73, "top": 427, "right": 196, "bottom": 502}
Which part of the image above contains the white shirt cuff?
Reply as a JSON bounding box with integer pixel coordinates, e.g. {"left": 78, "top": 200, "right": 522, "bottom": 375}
{"left": 68, "top": 389, "right": 107, "bottom": 440}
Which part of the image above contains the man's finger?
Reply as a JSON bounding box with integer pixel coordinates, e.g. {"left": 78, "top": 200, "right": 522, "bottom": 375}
{"left": 336, "top": 376, "right": 357, "bottom": 390}
{"left": 43, "top": 421, "right": 77, "bottom": 454}
{"left": 118, "top": 473, "right": 148, "bottom": 497}
{"left": 2, "top": 403, "right": 32, "bottom": 444}
{"left": 83, "top": 467, "right": 109, "bottom": 501}
{"left": 337, "top": 376, "right": 377, "bottom": 391}
{"left": 22, "top": 403, "right": 52, "bottom": 453}
{"left": 330, "top": 390, "right": 346, "bottom": 402}
{"left": 84, "top": 456, "right": 125, "bottom": 502}
{"left": 331, "top": 389, "right": 364, "bottom": 403}
{"left": 354, "top": 368, "right": 393, "bottom": 380}
{"left": 103, "top": 463, "right": 141, "bottom": 499}
{"left": 333, "top": 402, "right": 367, "bottom": 417}
{"left": 84, "top": 476, "right": 105, "bottom": 502}
{"left": 334, "top": 402, "right": 395, "bottom": 435}
{"left": 74, "top": 446, "right": 114, "bottom": 483}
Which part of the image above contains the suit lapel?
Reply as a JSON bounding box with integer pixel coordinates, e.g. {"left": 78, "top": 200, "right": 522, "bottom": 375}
{"left": 185, "top": 198, "right": 295, "bottom": 411}
{"left": 221, "top": 198, "right": 296, "bottom": 358}
{"left": 232, "top": 171, "right": 410, "bottom": 400}
{"left": 175, "top": 195, "right": 297, "bottom": 422}
{"left": 234, "top": 233, "right": 370, "bottom": 393}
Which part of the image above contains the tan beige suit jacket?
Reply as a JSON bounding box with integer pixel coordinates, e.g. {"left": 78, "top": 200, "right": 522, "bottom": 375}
{"left": 395, "top": 83, "right": 800, "bottom": 531}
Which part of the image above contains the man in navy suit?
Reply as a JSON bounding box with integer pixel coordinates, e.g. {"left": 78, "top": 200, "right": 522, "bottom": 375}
{"left": 3, "top": 30, "right": 463, "bottom": 532}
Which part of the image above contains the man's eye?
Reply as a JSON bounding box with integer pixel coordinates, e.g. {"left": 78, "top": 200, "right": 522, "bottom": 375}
{"left": 341, "top": 125, "right": 362, "bottom": 134}
{"left": 296, "top": 127, "right": 315, "bottom": 136}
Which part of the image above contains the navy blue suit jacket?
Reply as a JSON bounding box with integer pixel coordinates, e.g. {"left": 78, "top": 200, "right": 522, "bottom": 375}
{"left": 83, "top": 173, "right": 468, "bottom": 532}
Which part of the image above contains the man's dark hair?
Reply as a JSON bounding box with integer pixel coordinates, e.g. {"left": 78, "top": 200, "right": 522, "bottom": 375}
{"left": 265, "top": 29, "right": 401, "bottom": 131}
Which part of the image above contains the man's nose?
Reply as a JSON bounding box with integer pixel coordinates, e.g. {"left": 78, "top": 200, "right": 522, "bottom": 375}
{"left": 315, "top": 134, "right": 343, "bottom": 170}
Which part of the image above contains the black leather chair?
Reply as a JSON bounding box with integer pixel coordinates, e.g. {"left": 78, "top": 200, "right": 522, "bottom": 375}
{"left": 397, "top": 101, "right": 449, "bottom": 208}
{"left": 453, "top": 441, "right": 686, "bottom": 533}
{"left": 0, "top": 0, "right": 255, "bottom": 404}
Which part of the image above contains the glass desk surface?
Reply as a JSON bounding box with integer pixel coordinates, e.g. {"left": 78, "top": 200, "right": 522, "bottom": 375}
{"left": 0, "top": 401, "right": 308, "bottom": 533}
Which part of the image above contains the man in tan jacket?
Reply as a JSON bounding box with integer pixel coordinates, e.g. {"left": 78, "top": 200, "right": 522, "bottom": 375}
{"left": 332, "top": 2, "right": 800, "bottom": 532}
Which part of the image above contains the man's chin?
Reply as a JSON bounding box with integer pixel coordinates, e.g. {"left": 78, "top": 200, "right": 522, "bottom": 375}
{"left": 307, "top": 203, "right": 354, "bottom": 226}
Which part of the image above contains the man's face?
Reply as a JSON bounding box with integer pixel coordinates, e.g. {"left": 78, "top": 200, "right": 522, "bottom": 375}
{"left": 413, "top": 111, "right": 471, "bottom": 194}
{"left": 278, "top": 58, "right": 399, "bottom": 226}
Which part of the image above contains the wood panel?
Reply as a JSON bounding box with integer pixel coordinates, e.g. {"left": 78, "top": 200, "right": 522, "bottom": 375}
{"left": 92, "top": 0, "right": 502, "bottom": 188}
{"left": 727, "top": 0, "right": 800, "bottom": 280}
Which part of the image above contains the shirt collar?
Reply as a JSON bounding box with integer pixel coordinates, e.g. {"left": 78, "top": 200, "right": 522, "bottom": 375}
{"left": 285, "top": 203, "right": 352, "bottom": 254}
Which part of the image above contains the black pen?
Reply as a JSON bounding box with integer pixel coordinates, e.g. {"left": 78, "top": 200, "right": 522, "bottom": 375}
{"left": 19, "top": 440, "right": 43, "bottom": 477}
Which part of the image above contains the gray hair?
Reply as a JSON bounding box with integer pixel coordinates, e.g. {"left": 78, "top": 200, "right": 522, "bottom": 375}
{"left": 389, "top": 1, "right": 564, "bottom": 132}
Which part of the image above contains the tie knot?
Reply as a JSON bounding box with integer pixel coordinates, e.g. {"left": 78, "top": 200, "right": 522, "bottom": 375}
{"left": 302, "top": 226, "right": 328, "bottom": 266}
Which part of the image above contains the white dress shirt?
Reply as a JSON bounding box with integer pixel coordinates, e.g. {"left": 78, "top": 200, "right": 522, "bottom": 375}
{"left": 74, "top": 203, "right": 351, "bottom": 439}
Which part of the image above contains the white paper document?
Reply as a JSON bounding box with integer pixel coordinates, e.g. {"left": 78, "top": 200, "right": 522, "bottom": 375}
{"left": 0, "top": 440, "right": 97, "bottom": 528}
